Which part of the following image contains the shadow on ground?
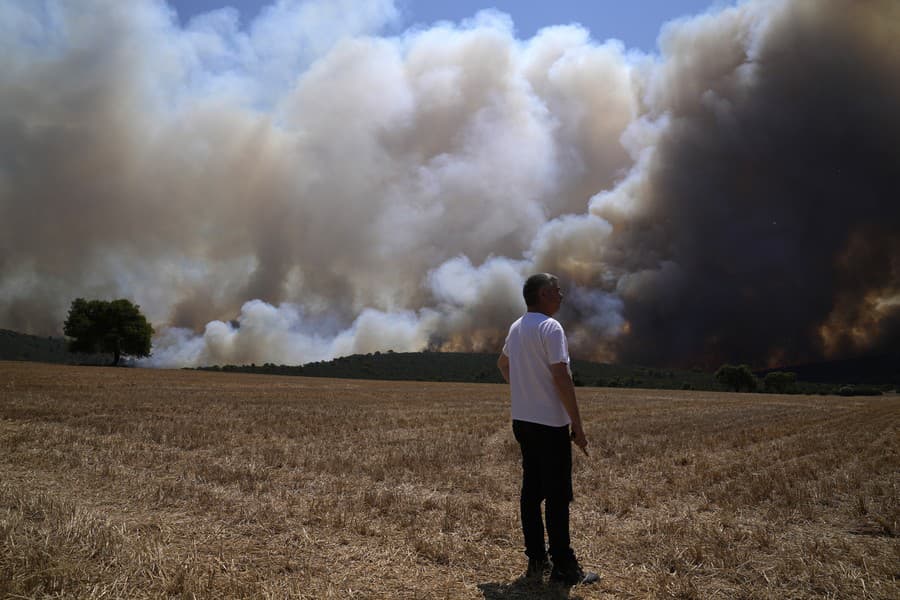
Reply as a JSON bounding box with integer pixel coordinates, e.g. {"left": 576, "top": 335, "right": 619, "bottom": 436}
{"left": 478, "top": 578, "right": 582, "bottom": 600}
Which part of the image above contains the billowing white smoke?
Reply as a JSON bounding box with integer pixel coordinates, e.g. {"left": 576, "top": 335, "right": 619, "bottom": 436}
{"left": 150, "top": 299, "right": 438, "bottom": 366}
{"left": 149, "top": 254, "right": 527, "bottom": 366}
{"left": 1, "top": 0, "right": 639, "bottom": 366}
{"left": 3, "top": 1, "right": 898, "bottom": 367}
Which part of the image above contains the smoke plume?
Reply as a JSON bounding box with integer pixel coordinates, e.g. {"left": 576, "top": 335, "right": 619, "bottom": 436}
{"left": 1, "top": 0, "right": 897, "bottom": 368}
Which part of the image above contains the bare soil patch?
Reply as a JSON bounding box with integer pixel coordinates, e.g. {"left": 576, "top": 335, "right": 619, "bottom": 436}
{"left": 1, "top": 361, "right": 897, "bottom": 598}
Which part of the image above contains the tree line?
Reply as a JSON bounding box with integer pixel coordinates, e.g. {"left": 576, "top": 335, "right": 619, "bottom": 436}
{"left": 56, "top": 297, "right": 892, "bottom": 395}
{"left": 714, "top": 363, "right": 886, "bottom": 396}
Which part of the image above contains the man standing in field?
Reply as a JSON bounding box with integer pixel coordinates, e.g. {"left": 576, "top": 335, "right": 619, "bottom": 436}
{"left": 497, "top": 273, "right": 598, "bottom": 586}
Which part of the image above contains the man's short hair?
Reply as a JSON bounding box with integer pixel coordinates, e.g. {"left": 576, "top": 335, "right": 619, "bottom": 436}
{"left": 523, "top": 273, "right": 558, "bottom": 307}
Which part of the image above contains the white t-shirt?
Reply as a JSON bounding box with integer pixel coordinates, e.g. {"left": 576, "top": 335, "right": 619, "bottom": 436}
{"left": 502, "top": 311, "right": 572, "bottom": 427}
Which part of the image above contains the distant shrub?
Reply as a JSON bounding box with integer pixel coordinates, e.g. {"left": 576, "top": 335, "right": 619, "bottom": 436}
{"left": 715, "top": 364, "right": 758, "bottom": 392}
{"left": 682, "top": 382, "right": 692, "bottom": 390}
{"left": 764, "top": 371, "right": 797, "bottom": 394}
{"left": 838, "top": 385, "right": 882, "bottom": 396}
{"left": 856, "top": 386, "right": 883, "bottom": 396}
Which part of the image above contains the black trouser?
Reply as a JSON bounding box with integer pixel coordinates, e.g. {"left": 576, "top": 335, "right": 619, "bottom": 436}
{"left": 512, "top": 419, "right": 576, "bottom": 566}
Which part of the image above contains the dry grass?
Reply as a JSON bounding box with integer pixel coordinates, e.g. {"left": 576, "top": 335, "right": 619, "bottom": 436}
{"left": 1, "top": 360, "right": 897, "bottom": 599}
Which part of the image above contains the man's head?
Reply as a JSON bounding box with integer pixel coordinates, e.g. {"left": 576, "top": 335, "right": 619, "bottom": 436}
{"left": 523, "top": 273, "right": 563, "bottom": 315}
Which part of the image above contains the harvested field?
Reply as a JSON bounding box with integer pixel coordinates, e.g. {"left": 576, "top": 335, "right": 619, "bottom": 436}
{"left": 1, "top": 361, "right": 897, "bottom": 599}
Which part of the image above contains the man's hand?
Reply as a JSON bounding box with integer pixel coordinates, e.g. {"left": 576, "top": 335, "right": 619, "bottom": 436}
{"left": 571, "top": 424, "right": 589, "bottom": 457}
{"left": 497, "top": 353, "right": 510, "bottom": 384}
{"left": 550, "top": 362, "right": 588, "bottom": 456}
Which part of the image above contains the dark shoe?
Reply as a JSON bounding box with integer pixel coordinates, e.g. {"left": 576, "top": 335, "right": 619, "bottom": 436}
{"left": 550, "top": 561, "right": 599, "bottom": 586}
{"left": 525, "top": 556, "right": 550, "bottom": 580}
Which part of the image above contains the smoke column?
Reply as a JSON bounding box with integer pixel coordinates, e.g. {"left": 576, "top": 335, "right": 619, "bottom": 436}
{"left": 1, "top": 0, "right": 897, "bottom": 368}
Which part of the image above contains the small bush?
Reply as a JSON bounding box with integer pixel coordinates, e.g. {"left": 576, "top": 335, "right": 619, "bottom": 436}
{"left": 854, "top": 386, "right": 883, "bottom": 396}
{"left": 715, "top": 364, "right": 758, "bottom": 392}
{"left": 764, "top": 371, "right": 797, "bottom": 394}
{"left": 838, "top": 385, "right": 883, "bottom": 397}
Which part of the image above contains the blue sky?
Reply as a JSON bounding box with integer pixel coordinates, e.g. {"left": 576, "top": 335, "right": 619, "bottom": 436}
{"left": 167, "top": 0, "right": 731, "bottom": 52}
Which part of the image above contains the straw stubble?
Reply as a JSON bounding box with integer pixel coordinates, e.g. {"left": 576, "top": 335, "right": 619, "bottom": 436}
{"left": 1, "top": 361, "right": 897, "bottom": 598}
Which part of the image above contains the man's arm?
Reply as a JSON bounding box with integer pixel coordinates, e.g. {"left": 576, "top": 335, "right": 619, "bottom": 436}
{"left": 550, "top": 362, "right": 588, "bottom": 454}
{"left": 497, "top": 353, "right": 510, "bottom": 384}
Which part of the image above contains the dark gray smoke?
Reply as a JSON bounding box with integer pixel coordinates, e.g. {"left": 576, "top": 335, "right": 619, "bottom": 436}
{"left": 586, "top": 0, "right": 900, "bottom": 366}
{"left": 1, "top": 0, "right": 897, "bottom": 368}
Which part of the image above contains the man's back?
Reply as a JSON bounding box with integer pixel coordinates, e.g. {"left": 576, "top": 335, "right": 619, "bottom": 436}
{"left": 498, "top": 273, "right": 595, "bottom": 585}
{"left": 503, "top": 311, "right": 571, "bottom": 427}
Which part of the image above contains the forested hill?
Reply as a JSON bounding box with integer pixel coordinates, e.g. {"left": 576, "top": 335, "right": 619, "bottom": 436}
{"left": 219, "top": 351, "right": 897, "bottom": 389}
{"left": 0, "top": 329, "right": 109, "bottom": 365}
{"left": 2, "top": 328, "right": 895, "bottom": 390}
{"left": 200, "top": 352, "right": 723, "bottom": 391}
{"left": 759, "top": 353, "right": 900, "bottom": 386}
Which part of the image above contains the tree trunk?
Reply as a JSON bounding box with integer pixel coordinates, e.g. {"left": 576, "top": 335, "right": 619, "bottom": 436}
{"left": 112, "top": 339, "right": 121, "bottom": 366}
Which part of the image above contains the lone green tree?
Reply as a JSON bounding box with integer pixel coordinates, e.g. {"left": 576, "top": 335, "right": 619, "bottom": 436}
{"left": 714, "top": 363, "right": 758, "bottom": 392}
{"left": 63, "top": 298, "right": 153, "bottom": 366}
